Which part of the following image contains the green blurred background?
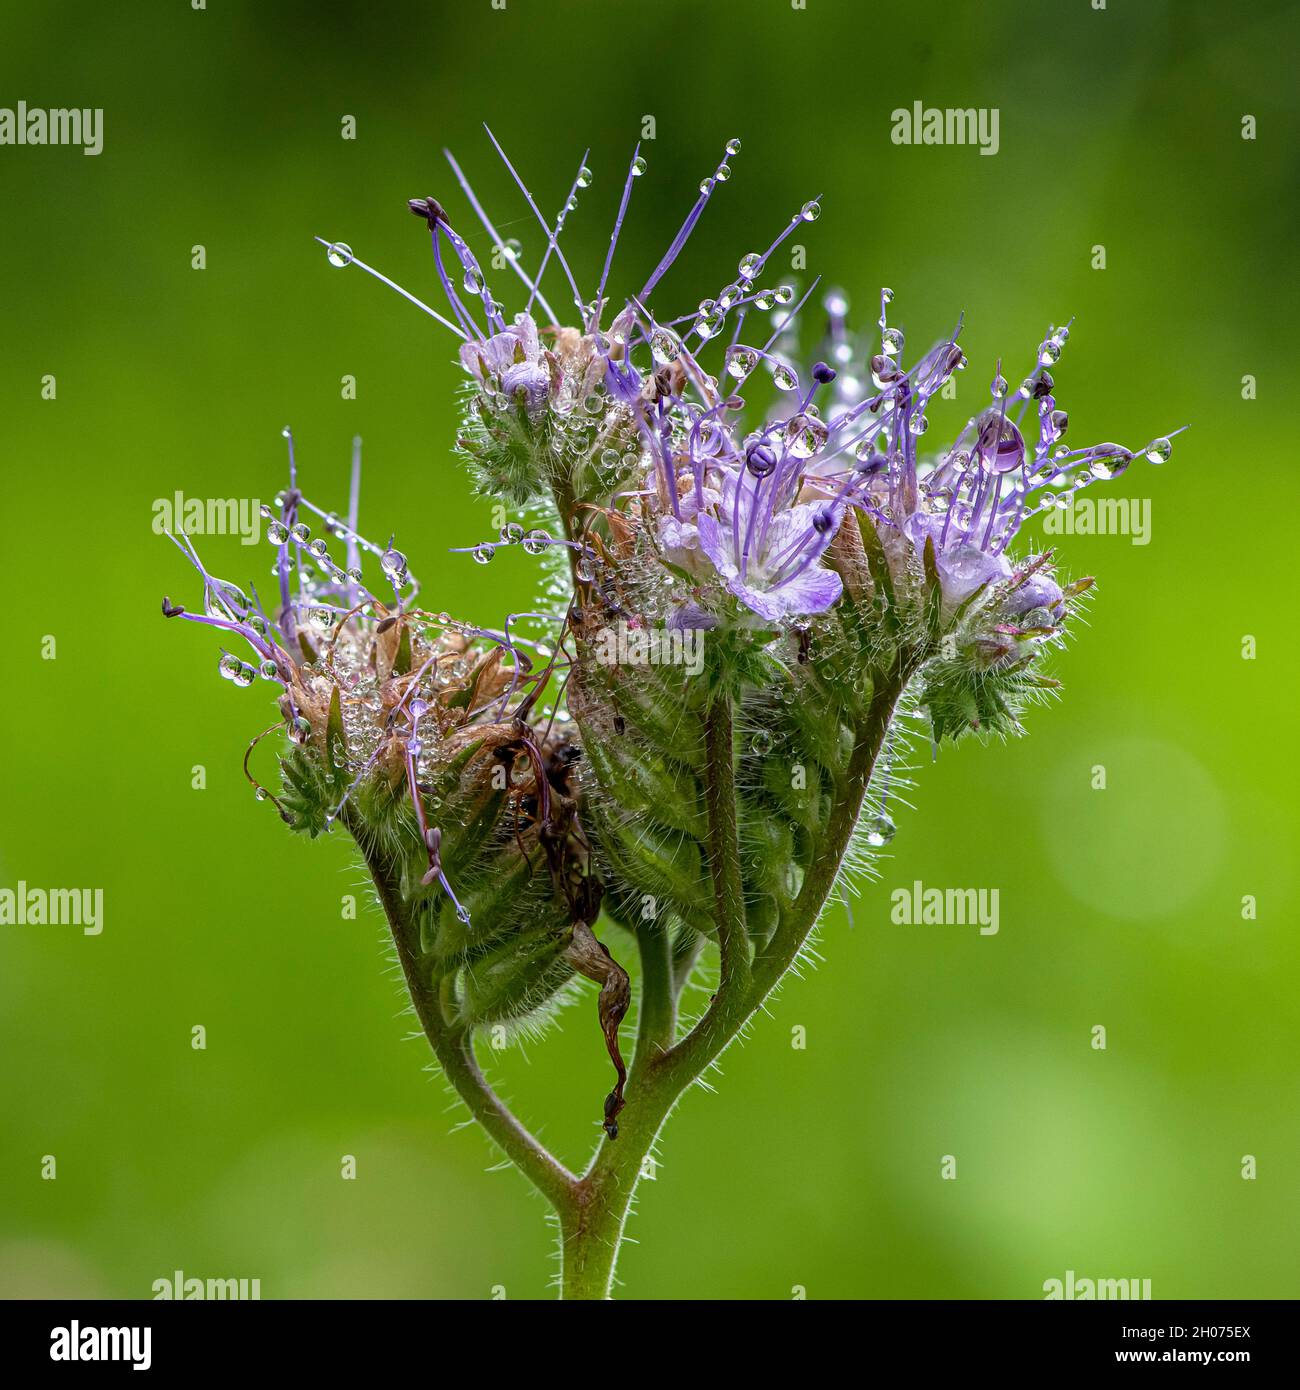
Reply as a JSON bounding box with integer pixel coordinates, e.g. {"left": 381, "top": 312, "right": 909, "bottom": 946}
{"left": 2, "top": 0, "right": 1296, "bottom": 1300}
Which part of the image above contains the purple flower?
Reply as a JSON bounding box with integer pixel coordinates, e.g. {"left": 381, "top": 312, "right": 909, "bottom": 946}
{"left": 1004, "top": 571, "right": 1065, "bottom": 620}
{"left": 696, "top": 469, "right": 843, "bottom": 622}
{"left": 320, "top": 134, "right": 1180, "bottom": 635}
{"left": 459, "top": 311, "right": 555, "bottom": 420}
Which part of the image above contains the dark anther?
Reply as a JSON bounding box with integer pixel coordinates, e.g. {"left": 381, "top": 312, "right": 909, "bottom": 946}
{"left": 870, "top": 353, "right": 902, "bottom": 383}
{"left": 812, "top": 508, "right": 835, "bottom": 534}
{"left": 746, "top": 442, "right": 777, "bottom": 478}
{"left": 812, "top": 361, "right": 837, "bottom": 384}
{"left": 161, "top": 597, "right": 185, "bottom": 618}
{"left": 1032, "top": 371, "right": 1055, "bottom": 400}
{"left": 375, "top": 616, "right": 398, "bottom": 633}
{"left": 407, "top": 195, "right": 445, "bottom": 229}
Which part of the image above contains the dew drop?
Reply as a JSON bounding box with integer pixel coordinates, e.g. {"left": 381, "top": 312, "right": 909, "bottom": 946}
{"left": 726, "top": 348, "right": 757, "bottom": 380}
{"left": 800, "top": 199, "right": 821, "bottom": 222}
{"left": 694, "top": 309, "right": 724, "bottom": 340}
{"left": 631, "top": 156, "right": 647, "bottom": 177}
{"left": 771, "top": 362, "right": 799, "bottom": 392}
{"left": 864, "top": 813, "right": 896, "bottom": 848}
{"left": 650, "top": 329, "right": 681, "bottom": 366}
{"left": 1144, "top": 436, "right": 1172, "bottom": 464}
{"left": 576, "top": 165, "right": 593, "bottom": 188}
{"left": 380, "top": 547, "right": 408, "bottom": 582}
{"left": 473, "top": 543, "right": 496, "bottom": 565}
{"left": 326, "top": 242, "right": 354, "bottom": 268}
{"left": 1087, "top": 444, "right": 1133, "bottom": 481}
{"left": 786, "top": 413, "right": 828, "bottom": 458}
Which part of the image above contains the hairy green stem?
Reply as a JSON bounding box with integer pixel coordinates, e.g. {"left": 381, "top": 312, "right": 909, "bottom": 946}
{"left": 352, "top": 662, "right": 910, "bottom": 1298}
{"left": 557, "top": 673, "right": 908, "bottom": 1297}
{"left": 701, "top": 695, "right": 752, "bottom": 994}
{"left": 347, "top": 810, "right": 577, "bottom": 1210}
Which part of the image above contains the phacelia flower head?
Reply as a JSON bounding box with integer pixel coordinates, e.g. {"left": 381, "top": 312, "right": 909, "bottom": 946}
{"left": 162, "top": 430, "right": 635, "bottom": 1130}
{"left": 315, "top": 134, "right": 1179, "bottom": 745}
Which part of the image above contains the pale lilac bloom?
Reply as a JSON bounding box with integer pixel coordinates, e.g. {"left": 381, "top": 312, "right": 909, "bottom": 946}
{"left": 697, "top": 468, "right": 843, "bottom": 622}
